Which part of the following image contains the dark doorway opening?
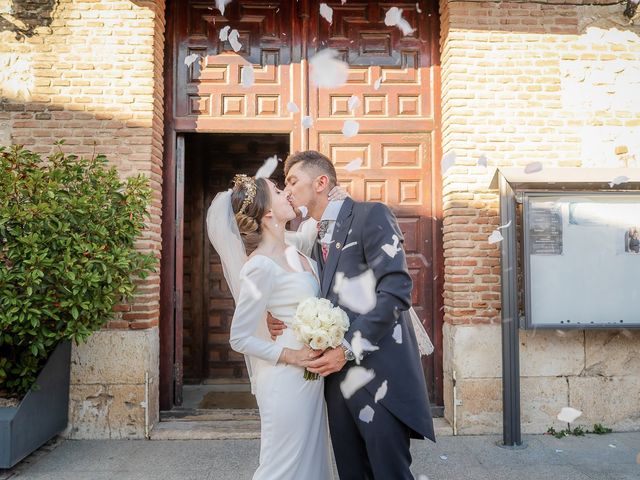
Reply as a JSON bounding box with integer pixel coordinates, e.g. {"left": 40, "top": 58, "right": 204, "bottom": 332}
{"left": 179, "top": 133, "right": 289, "bottom": 409}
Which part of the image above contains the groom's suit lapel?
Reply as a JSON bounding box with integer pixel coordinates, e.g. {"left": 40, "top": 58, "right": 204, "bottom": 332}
{"left": 321, "top": 198, "right": 355, "bottom": 298}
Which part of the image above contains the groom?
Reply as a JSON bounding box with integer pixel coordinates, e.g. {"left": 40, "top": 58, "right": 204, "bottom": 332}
{"left": 269, "top": 150, "right": 435, "bottom": 479}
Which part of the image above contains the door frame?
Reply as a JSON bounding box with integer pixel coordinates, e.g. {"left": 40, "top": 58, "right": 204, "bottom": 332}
{"left": 160, "top": 0, "right": 444, "bottom": 411}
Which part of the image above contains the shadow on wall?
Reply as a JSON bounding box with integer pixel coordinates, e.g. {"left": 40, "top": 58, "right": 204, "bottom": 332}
{"left": 0, "top": 0, "right": 60, "bottom": 40}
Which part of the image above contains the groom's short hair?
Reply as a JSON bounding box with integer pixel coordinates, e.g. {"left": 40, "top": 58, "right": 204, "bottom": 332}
{"left": 284, "top": 150, "right": 337, "bottom": 188}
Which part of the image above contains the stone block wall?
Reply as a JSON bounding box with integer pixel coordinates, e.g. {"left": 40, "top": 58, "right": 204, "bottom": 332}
{"left": 440, "top": 0, "right": 640, "bottom": 433}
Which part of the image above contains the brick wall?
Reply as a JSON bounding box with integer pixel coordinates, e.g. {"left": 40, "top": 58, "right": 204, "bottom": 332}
{"left": 0, "top": 0, "right": 166, "bottom": 330}
{"left": 0, "top": 0, "right": 166, "bottom": 438}
{"left": 440, "top": 0, "right": 640, "bottom": 433}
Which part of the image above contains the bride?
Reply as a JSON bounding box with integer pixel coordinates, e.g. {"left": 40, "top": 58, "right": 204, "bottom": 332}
{"left": 206, "top": 174, "right": 338, "bottom": 480}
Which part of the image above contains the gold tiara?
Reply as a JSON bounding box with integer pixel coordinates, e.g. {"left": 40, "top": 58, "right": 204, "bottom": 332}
{"left": 233, "top": 174, "right": 257, "bottom": 215}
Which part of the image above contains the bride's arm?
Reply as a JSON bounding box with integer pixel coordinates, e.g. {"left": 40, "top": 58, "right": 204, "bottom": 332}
{"left": 284, "top": 218, "right": 317, "bottom": 256}
{"left": 229, "top": 258, "right": 284, "bottom": 365}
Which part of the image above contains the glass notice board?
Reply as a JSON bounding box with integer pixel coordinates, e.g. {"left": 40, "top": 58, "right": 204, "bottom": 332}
{"left": 523, "top": 192, "right": 640, "bottom": 329}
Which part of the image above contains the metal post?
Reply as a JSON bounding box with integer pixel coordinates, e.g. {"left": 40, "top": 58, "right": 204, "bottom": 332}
{"left": 499, "top": 174, "right": 523, "bottom": 447}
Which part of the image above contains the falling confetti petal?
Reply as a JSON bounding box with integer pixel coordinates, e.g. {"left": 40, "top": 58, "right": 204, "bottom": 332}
{"left": 441, "top": 152, "right": 456, "bottom": 174}
{"left": 609, "top": 175, "right": 630, "bottom": 187}
{"left": 345, "top": 158, "right": 363, "bottom": 172}
{"left": 557, "top": 407, "right": 582, "bottom": 423}
{"left": 478, "top": 155, "right": 488, "bottom": 168}
{"left": 319, "top": 3, "right": 333, "bottom": 24}
{"left": 381, "top": 234, "right": 401, "bottom": 258}
{"left": 241, "top": 64, "right": 254, "bottom": 88}
{"left": 216, "top": 0, "right": 233, "bottom": 16}
{"left": 302, "top": 116, "right": 314, "bottom": 128}
{"left": 374, "top": 380, "right": 388, "bottom": 403}
{"left": 219, "top": 25, "right": 230, "bottom": 41}
{"left": 340, "top": 366, "right": 376, "bottom": 399}
{"left": 348, "top": 94, "right": 360, "bottom": 112}
{"left": 342, "top": 120, "right": 360, "bottom": 138}
{"left": 384, "top": 7, "right": 415, "bottom": 36}
{"left": 184, "top": 53, "right": 199, "bottom": 67}
{"left": 287, "top": 101, "right": 299, "bottom": 113}
{"left": 524, "top": 161, "right": 543, "bottom": 174}
{"left": 555, "top": 449, "right": 563, "bottom": 453}
{"left": 310, "top": 49, "right": 349, "bottom": 89}
{"left": 240, "top": 274, "right": 262, "bottom": 300}
{"left": 337, "top": 270, "right": 377, "bottom": 314}
{"left": 359, "top": 405, "right": 375, "bottom": 423}
{"left": 374, "top": 77, "right": 382, "bottom": 90}
{"left": 284, "top": 246, "right": 304, "bottom": 272}
{"left": 298, "top": 206, "right": 308, "bottom": 218}
{"left": 351, "top": 331, "right": 380, "bottom": 364}
{"left": 392, "top": 324, "right": 403, "bottom": 344}
{"left": 488, "top": 230, "right": 503, "bottom": 244}
{"left": 228, "top": 29, "right": 242, "bottom": 52}
{"left": 255, "top": 155, "right": 279, "bottom": 179}
{"left": 416, "top": 3, "right": 422, "bottom": 13}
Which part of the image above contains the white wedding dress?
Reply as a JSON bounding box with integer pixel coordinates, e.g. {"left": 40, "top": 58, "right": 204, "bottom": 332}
{"left": 230, "top": 250, "right": 334, "bottom": 480}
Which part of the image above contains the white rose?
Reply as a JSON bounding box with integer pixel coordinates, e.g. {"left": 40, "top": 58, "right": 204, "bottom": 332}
{"left": 309, "top": 330, "right": 331, "bottom": 350}
{"left": 327, "top": 325, "right": 345, "bottom": 348}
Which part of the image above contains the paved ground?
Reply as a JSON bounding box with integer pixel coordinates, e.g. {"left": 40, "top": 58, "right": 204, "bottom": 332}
{"left": 1, "top": 432, "right": 639, "bottom": 479}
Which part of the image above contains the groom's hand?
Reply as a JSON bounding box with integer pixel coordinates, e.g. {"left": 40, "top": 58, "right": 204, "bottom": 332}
{"left": 306, "top": 347, "right": 347, "bottom": 376}
{"left": 267, "top": 313, "right": 286, "bottom": 340}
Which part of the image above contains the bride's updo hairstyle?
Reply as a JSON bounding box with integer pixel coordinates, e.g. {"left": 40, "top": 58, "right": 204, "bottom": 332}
{"left": 231, "top": 174, "right": 271, "bottom": 235}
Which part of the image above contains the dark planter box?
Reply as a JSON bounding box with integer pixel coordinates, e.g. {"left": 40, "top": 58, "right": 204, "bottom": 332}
{"left": 0, "top": 340, "right": 71, "bottom": 469}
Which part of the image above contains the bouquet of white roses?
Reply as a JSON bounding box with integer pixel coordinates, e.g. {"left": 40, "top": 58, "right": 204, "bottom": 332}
{"left": 292, "top": 297, "right": 350, "bottom": 380}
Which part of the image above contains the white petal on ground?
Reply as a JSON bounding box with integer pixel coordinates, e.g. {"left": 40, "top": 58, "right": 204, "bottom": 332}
{"left": 340, "top": 366, "right": 376, "bottom": 399}
{"left": 374, "top": 77, "right": 382, "bottom": 90}
{"left": 216, "top": 0, "right": 233, "bottom": 16}
{"left": 310, "top": 49, "right": 349, "bottom": 89}
{"left": 441, "top": 152, "right": 456, "bottom": 174}
{"left": 524, "top": 161, "right": 543, "bottom": 174}
{"left": 287, "top": 101, "right": 299, "bottom": 113}
{"left": 557, "top": 407, "right": 582, "bottom": 423}
{"left": 239, "top": 274, "right": 262, "bottom": 300}
{"left": 416, "top": 3, "right": 422, "bottom": 13}
{"left": 488, "top": 230, "right": 504, "bottom": 244}
{"left": 184, "top": 53, "right": 199, "bottom": 67}
{"left": 351, "top": 330, "right": 380, "bottom": 365}
{"left": 555, "top": 449, "right": 563, "bottom": 453}
{"left": 228, "top": 29, "right": 242, "bottom": 52}
{"left": 219, "top": 25, "right": 230, "bottom": 41}
{"left": 478, "top": 155, "right": 488, "bottom": 168}
{"left": 302, "top": 116, "right": 314, "bottom": 128}
{"left": 337, "top": 270, "right": 377, "bottom": 314}
{"left": 298, "top": 205, "right": 308, "bottom": 218}
{"left": 439, "top": 455, "right": 448, "bottom": 460}
{"left": 342, "top": 119, "right": 360, "bottom": 138}
{"left": 284, "top": 246, "right": 304, "bottom": 272}
{"left": 359, "top": 405, "right": 375, "bottom": 423}
{"left": 392, "top": 324, "right": 403, "bottom": 344}
{"left": 345, "top": 157, "right": 363, "bottom": 172}
{"left": 255, "top": 155, "right": 279, "bottom": 179}
{"left": 374, "top": 380, "right": 388, "bottom": 403}
{"left": 609, "top": 175, "right": 630, "bottom": 187}
{"left": 348, "top": 94, "right": 360, "bottom": 112}
{"left": 320, "top": 3, "right": 333, "bottom": 24}
{"left": 381, "top": 234, "right": 400, "bottom": 258}
{"left": 240, "top": 64, "right": 254, "bottom": 88}
{"left": 609, "top": 444, "right": 616, "bottom": 448}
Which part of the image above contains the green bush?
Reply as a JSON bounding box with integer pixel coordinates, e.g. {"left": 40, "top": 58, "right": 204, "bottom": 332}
{"left": 0, "top": 143, "right": 157, "bottom": 399}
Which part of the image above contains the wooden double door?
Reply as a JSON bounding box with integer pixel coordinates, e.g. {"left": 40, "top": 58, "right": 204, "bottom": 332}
{"left": 167, "top": 0, "right": 443, "bottom": 409}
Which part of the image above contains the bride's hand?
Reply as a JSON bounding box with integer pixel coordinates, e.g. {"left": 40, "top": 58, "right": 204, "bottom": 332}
{"left": 328, "top": 185, "right": 349, "bottom": 201}
{"left": 281, "top": 346, "right": 324, "bottom": 367}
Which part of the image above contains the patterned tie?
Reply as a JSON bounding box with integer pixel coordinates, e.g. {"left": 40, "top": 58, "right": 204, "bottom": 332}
{"left": 317, "top": 220, "right": 330, "bottom": 261}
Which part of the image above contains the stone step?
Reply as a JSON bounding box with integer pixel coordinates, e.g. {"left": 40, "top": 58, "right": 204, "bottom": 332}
{"left": 151, "top": 409, "right": 453, "bottom": 440}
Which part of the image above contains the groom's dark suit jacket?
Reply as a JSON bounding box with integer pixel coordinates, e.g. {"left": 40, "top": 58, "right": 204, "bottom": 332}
{"left": 314, "top": 197, "right": 435, "bottom": 442}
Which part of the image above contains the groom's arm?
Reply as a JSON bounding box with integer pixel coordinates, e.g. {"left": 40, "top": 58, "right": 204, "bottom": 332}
{"left": 343, "top": 202, "right": 413, "bottom": 347}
